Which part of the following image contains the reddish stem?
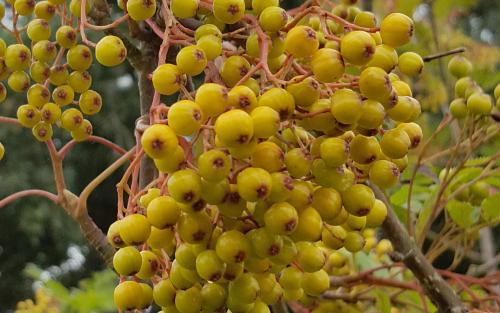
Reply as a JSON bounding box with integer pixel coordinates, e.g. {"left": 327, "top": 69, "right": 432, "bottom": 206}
{"left": 0, "top": 189, "right": 58, "bottom": 208}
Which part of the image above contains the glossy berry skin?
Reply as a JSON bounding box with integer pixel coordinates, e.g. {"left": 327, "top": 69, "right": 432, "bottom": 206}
{"left": 287, "top": 77, "right": 320, "bottom": 108}
{"left": 176, "top": 45, "right": 207, "bottom": 76}
{"left": 114, "top": 281, "right": 142, "bottom": 310}
{"left": 113, "top": 246, "right": 142, "bottom": 276}
{"left": 95, "top": 35, "right": 127, "bottom": 67}
{"left": 153, "top": 279, "right": 177, "bottom": 307}
{"left": 380, "top": 128, "right": 412, "bottom": 159}
{"left": 195, "top": 83, "right": 228, "bottom": 117}
{"left": 365, "top": 44, "right": 399, "bottom": 72}
{"left": 141, "top": 124, "right": 179, "bottom": 159}
{"left": 366, "top": 199, "right": 388, "bottom": 227}
{"left": 152, "top": 64, "right": 182, "bottom": 95}
{"left": 330, "top": 88, "right": 363, "bottom": 125}
{"left": 320, "top": 137, "right": 349, "bottom": 168}
{"left": 349, "top": 134, "right": 380, "bottom": 164}
{"left": 340, "top": 31, "right": 376, "bottom": 65}
{"left": 171, "top": 0, "right": 198, "bottom": 18}
{"left": 467, "top": 92, "right": 492, "bottom": 115}
{"left": 198, "top": 149, "right": 231, "bottom": 182}
{"left": 380, "top": 13, "right": 414, "bottom": 47}
{"left": 5, "top": 44, "right": 31, "bottom": 70}
{"left": 220, "top": 55, "right": 251, "bottom": 87}
{"left": 127, "top": 0, "right": 156, "bottom": 21}
{"left": 285, "top": 26, "right": 319, "bottom": 59}
{"left": 258, "top": 87, "right": 295, "bottom": 120}
{"left": 215, "top": 109, "right": 254, "bottom": 147}
{"left": 213, "top": 0, "right": 245, "bottom": 24}
{"left": 167, "top": 169, "right": 202, "bottom": 204}
{"left": 228, "top": 85, "right": 258, "bottom": 112}
{"left": 177, "top": 211, "right": 212, "bottom": 244}
{"left": 342, "top": 184, "right": 375, "bottom": 216}
{"left": 398, "top": 52, "right": 424, "bottom": 77}
{"left": 311, "top": 48, "right": 345, "bottom": 83}
{"left": 259, "top": 6, "right": 287, "bottom": 32}
{"left": 369, "top": 160, "right": 400, "bottom": 189}
{"left": 167, "top": 100, "right": 204, "bottom": 136}
{"left": 359, "top": 67, "right": 392, "bottom": 102}
{"left": 195, "top": 249, "right": 225, "bottom": 281}
{"left": 264, "top": 202, "right": 298, "bottom": 235}
{"left": 119, "top": 214, "right": 151, "bottom": 245}
{"left": 215, "top": 230, "right": 251, "bottom": 263}
{"left": 79, "top": 90, "right": 102, "bottom": 115}
{"left": 147, "top": 196, "right": 181, "bottom": 229}
{"left": 312, "top": 187, "right": 343, "bottom": 221}
{"left": 237, "top": 167, "right": 273, "bottom": 201}
{"left": 197, "top": 35, "right": 223, "bottom": 61}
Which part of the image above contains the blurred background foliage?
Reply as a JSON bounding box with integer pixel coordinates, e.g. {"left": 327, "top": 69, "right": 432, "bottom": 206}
{"left": 0, "top": 0, "right": 498, "bottom": 311}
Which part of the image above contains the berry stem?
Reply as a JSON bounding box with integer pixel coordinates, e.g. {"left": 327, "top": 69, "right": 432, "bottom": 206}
{"left": 46, "top": 140, "right": 67, "bottom": 199}
{"left": 59, "top": 136, "right": 129, "bottom": 160}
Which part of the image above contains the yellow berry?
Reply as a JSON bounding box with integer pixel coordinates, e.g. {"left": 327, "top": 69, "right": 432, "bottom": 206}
{"left": 152, "top": 64, "right": 182, "bottom": 95}
{"left": 95, "top": 35, "right": 127, "bottom": 67}
{"left": 285, "top": 26, "right": 319, "bottom": 59}
{"left": 380, "top": 13, "right": 414, "bottom": 47}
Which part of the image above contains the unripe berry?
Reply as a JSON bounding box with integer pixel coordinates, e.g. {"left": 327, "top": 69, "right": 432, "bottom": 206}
{"left": 365, "top": 44, "right": 398, "bottom": 72}
{"left": 168, "top": 100, "right": 204, "bottom": 136}
{"left": 252, "top": 0, "right": 278, "bottom": 15}
{"left": 113, "top": 246, "right": 142, "bottom": 276}
{"left": 340, "top": 31, "right": 376, "bottom": 65}
{"left": 215, "top": 109, "right": 254, "bottom": 146}
{"left": 259, "top": 6, "right": 287, "bottom": 32}
{"left": 17, "top": 104, "right": 41, "bottom": 128}
{"left": 330, "top": 88, "right": 363, "bottom": 125}
{"left": 56, "top": 26, "right": 77, "bottom": 48}
{"left": 67, "top": 45, "right": 93, "bottom": 71}
{"left": 27, "top": 19, "right": 51, "bottom": 42}
{"left": 96, "top": 35, "right": 127, "bottom": 67}
{"left": 398, "top": 52, "right": 424, "bottom": 77}
{"left": 34, "top": 1, "right": 56, "bottom": 20}
{"left": 213, "top": 0, "right": 245, "bottom": 24}
{"left": 127, "top": 0, "right": 156, "bottom": 21}
{"left": 5, "top": 44, "right": 31, "bottom": 70}
{"left": 147, "top": 196, "right": 181, "bottom": 229}
{"left": 171, "top": 0, "right": 198, "bottom": 18}
{"left": 286, "top": 77, "right": 320, "bottom": 108}
{"left": 467, "top": 92, "right": 492, "bottom": 115}
{"left": 449, "top": 98, "right": 467, "bottom": 119}
{"left": 237, "top": 167, "right": 273, "bottom": 202}
{"left": 380, "top": 13, "right": 414, "bottom": 47}
{"left": 120, "top": 214, "right": 151, "bottom": 245}
{"left": 342, "top": 184, "right": 375, "bottom": 216}
{"left": 197, "top": 35, "right": 223, "bottom": 61}
{"left": 141, "top": 124, "right": 179, "bottom": 159}
{"left": 380, "top": 128, "right": 411, "bottom": 159}
{"left": 114, "top": 281, "right": 142, "bottom": 310}
{"left": 359, "top": 67, "right": 392, "bottom": 102}
{"left": 311, "top": 48, "right": 345, "bottom": 83}
{"left": 8, "top": 71, "right": 30, "bottom": 93}
{"left": 366, "top": 199, "right": 387, "bottom": 227}
{"left": 448, "top": 55, "right": 472, "bottom": 78}
{"left": 176, "top": 46, "right": 207, "bottom": 77}
{"left": 285, "top": 26, "right": 319, "bottom": 59}
{"left": 369, "top": 160, "right": 400, "bottom": 189}
{"left": 32, "top": 121, "right": 53, "bottom": 142}
{"left": 220, "top": 55, "right": 251, "bottom": 87}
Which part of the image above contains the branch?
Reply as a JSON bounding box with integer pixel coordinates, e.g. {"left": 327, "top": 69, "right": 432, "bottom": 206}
{"left": 78, "top": 148, "right": 136, "bottom": 217}
{"left": 371, "top": 184, "right": 467, "bottom": 313}
{"left": 423, "top": 47, "right": 466, "bottom": 62}
{"left": 59, "top": 136, "right": 129, "bottom": 160}
{"left": 0, "top": 189, "right": 58, "bottom": 208}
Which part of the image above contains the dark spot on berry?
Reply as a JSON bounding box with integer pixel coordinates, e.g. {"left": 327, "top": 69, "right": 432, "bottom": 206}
{"left": 82, "top": 50, "right": 91, "bottom": 59}
{"left": 193, "top": 109, "right": 202, "bottom": 121}
{"left": 356, "top": 208, "right": 370, "bottom": 216}
{"left": 283, "top": 176, "right": 294, "bottom": 191}
{"left": 305, "top": 28, "right": 317, "bottom": 40}
{"left": 84, "top": 124, "right": 93, "bottom": 135}
{"left": 194, "top": 49, "right": 204, "bottom": 61}
{"left": 43, "top": 110, "right": 51, "bottom": 120}
{"left": 234, "top": 251, "right": 246, "bottom": 262}
{"left": 143, "top": 0, "right": 154, "bottom": 7}
{"left": 309, "top": 79, "right": 319, "bottom": 90}
{"left": 210, "top": 272, "right": 222, "bottom": 282}
{"left": 151, "top": 139, "right": 164, "bottom": 151}
{"left": 363, "top": 45, "right": 375, "bottom": 58}
{"left": 237, "top": 134, "right": 249, "bottom": 144}
{"left": 119, "top": 48, "right": 127, "bottom": 60}
{"left": 26, "top": 109, "right": 35, "bottom": 119}
{"left": 391, "top": 165, "right": 401, "bottom": 176}
{"left": 365, "top": 155, "right": 377, "bottom": 163}
{"left": 66, "top": 31, "right": 76, "bottom": 41}
{"left": 284, "top": 219, "right": 297, "bottom": 232}
{"left": 239, "top": 96, "right": 250, "bottom": 108}
{"left": 37, "top": 128, "right": 47, "bottom": 137}
{"left": 239, "top": 66, "right": 248, "bottom": 77}
{"left": 149, "top": 259, "right": 159, "bottom": 272}
{"left": 19, "top": 51, "right": 28, "bottom": 62}
{"left": 73, "top": 115, "right": 83, "bottom": 125}
{"left": 183, "top": 191, "right": 195, "bottom": 202}
{"left": 225, "top": 191, "right": 240, "bottom": 204}
{"left": 191, "top": 199, "right": 206, "bottom": 212}
{"left": 228, "top": 4, "right": 240, "bottom": 16}
{"left": 213, "top": 157, "right": 225, "bottom": 168}
{"left": 268, "top": 244, "right": 280, "bottom": 256}
{"left": 56, "top": 90, "right": 67, "bottom": 99}
{"left": 278, "top": 109, "right": 288, "bottom": 119}
{"left": 112, "top": 234, "right": 124, "bottom": 245}
{"left": 256, "top": 185, "right": 268, "bottom": 198}
{"left": 192, "top": 230, "right": 206, "bottom": 242}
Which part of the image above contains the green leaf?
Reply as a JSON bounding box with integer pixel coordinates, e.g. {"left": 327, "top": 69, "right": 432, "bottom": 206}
{"left": 375, "top": 289, "right": 391, "bottom": 313}
{"left": 446, "top": 200, "right": 479, "bottom": 228}
{"left": 22, "top": 263, "right": 43, "bottom": 280}
{"left": 481, "top": 194, "right": 500, "bottom": 222}
{"left": 44, "top": 280, "right": 70, "bottom": 304}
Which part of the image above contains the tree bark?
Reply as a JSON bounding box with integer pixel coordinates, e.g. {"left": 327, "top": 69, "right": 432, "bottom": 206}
{"left": 372, "top": 186, "right": 467, "bottom": 313}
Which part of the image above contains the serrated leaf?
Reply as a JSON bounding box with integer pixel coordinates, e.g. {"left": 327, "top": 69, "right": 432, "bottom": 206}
{"left": 481, "top": 194, "right": 500, "bottom": 222}
{"left": 464, "top": 156, "right": 491, "bottom": 167}
{"left": 446, "top": 200, "right": 479, "bottom": 228}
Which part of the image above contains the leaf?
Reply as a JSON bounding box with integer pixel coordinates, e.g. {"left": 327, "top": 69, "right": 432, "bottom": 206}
{"left": 481, "top": 194, "right": 500, "bottom": 222}
{"left": 22, "top": 263, "right": 43, "bottom": 280}
{"left": 375, "top": 289, "right": 391, "bottom": 313}
{"left": 446, "top": 200, "right": 479, "bottom": 228}
{"left": 44, "top": 280, "right": 70, "bottom": 304}
{"left": 453, "top": 168, "right": 482, "bottom": 184}
{"left": 398, "top": 290, "right": 437, "bottom": 313}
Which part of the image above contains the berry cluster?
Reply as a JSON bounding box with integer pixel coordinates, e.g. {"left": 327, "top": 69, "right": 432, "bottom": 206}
{"left": 0, "top": 0, "right": 127, "bottom": 142}
{"left": 106, "top": 0, "right": 429, "bottom": 312}
{"left": 448, "top": 55, "right": 497, "bottom": 118}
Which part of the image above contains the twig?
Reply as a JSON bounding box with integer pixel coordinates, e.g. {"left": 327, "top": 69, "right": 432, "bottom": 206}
{"left": 423, "top": 47, "right": 466, "bottom": 62}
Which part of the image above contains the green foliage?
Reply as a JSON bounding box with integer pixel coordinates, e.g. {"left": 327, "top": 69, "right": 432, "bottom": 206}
{"left": 24, "top": 263, "right": 117, "bottom": 313}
